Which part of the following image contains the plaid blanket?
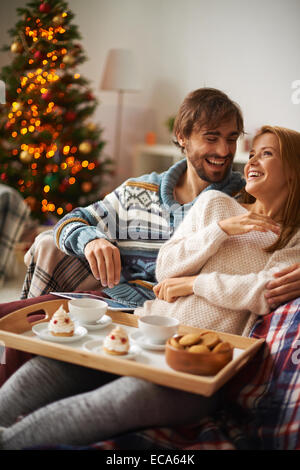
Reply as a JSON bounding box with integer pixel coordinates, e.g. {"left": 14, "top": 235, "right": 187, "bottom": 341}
{"left": 0, "top": 184, "right": 30, "bottom": 287}
{"left": 21, "top": 230, "right": 99, "bottom": 298}
{"left": 30, "top": 297, "right": 300, "bottom": 450}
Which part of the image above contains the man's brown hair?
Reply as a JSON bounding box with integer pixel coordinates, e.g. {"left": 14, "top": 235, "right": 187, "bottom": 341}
{"left": 173, "top": 88, "right": 244, "bottom": 151}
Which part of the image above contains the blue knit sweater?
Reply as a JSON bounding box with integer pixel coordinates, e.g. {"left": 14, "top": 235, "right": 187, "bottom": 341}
{"left": 54, "top": 159, "right": 245, "bottom": 307}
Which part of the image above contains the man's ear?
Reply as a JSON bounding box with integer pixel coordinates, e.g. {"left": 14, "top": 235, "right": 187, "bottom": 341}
{"left": 176, "top": 133, "right": 185, "bottom": 148}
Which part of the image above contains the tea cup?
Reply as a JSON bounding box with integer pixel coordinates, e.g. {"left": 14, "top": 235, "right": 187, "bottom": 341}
{"left": 68, "top": 298, "right": 108, "bottom": 324}
{"left": 138, "top": 315, "right": 179, "bottom": 344}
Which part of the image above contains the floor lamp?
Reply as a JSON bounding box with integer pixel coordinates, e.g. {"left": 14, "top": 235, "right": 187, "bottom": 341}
{"left": 100, "top": 49, "right": 140, "bottom": 181}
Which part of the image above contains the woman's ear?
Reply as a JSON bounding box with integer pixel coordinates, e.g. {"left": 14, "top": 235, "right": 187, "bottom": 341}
{"left": 286, "top": 168, "right": 294, "bottom": 185}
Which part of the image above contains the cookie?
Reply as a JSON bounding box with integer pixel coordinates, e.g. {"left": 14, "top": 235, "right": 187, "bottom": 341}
{"left": 179, "top": 333, "right": 203, "bottom": 347}
{"left": 169, "top": 337, "right": 184, "bottom": 350}
{"left": 188, "top": 344, "right": 210, "bottom": 354}
{"left": 212, "top": 342, "right": 232, "bottom": 353}
{"left": 200, "top": 332, "right": 220, "bottom": 349}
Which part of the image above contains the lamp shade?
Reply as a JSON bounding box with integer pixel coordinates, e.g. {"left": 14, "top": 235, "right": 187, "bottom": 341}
{"left": 0, "top": 80, "right": 5, "bottom": 104}
{"left": 100, "top": 49, "right": 140, "bottom": 92}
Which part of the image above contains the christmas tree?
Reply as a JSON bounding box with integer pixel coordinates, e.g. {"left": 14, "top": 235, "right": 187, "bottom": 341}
{"left": 0, "top": 0, "right": 112, "bottom": 222}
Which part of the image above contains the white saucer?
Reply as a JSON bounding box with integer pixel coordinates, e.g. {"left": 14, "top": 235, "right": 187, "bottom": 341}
{"left": 83, "top": 339, "right": 141, "bottom": 360}
{"left": 32, "top": 322, "right": 87, "bottom": 343}
{"left": 76, "top": 314, "right": 112, "bottom": 331}
{"left": 130, "top": 330, "right": 166, "bottom": 351}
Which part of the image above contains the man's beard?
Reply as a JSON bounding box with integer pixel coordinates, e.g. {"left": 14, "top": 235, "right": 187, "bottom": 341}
{"left": 190, "top": 152, "right": 233, "bottom": 184}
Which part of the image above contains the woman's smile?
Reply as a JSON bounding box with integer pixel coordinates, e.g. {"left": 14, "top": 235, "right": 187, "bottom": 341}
{"left": 246, "top": 169, "right": 264, "bottom": 180}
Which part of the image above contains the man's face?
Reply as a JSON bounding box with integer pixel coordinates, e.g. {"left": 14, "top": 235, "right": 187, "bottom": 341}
{"left": 179, "top": 118, "right": 239, "bottom": 183}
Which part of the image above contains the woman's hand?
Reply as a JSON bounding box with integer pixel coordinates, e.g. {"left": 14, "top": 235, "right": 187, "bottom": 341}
{"left": 218, "top": 212, "right": 281, "bottom": 236}
{"left": 84, "top": 238, "right": 121, "bottom": 288}
{"left": 265, "top": 263, "right": 300, "bottom": 308}
{"left": 153, "top": 276, "right": 197, "bottom": 303}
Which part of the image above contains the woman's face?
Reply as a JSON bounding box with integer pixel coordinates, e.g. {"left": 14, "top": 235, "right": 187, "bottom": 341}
{"left": 244, "top": 133, "right": 289, "bottom": 202}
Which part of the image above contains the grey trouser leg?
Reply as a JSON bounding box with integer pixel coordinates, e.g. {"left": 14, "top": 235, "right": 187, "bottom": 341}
{"left": 0, "top": 356, "right": 218, "bottom": 449}
{"left": 0, "top": 356, "right": 117, "bottom": 427}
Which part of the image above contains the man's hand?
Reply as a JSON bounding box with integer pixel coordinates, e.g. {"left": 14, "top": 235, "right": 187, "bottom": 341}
{"left": 265, "top": 263, "right": 300, "bottom": 308}
{"left": 153, "top": 276, "right": 197, "bottom": 303}
{"left": 84, "top": 239, "right": 121, "bottom": 288}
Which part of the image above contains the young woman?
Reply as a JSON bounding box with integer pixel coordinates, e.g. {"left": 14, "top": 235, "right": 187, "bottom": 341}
{"left": 0, "top": 126, "right": 299, "bottom": 450}
{"left": 139, "top": 125, "right": 300, "bottom": 336}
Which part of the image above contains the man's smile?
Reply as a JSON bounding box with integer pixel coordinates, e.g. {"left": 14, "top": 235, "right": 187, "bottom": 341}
{"left": 205, "top": 157, "right": 228, "bottom": 167}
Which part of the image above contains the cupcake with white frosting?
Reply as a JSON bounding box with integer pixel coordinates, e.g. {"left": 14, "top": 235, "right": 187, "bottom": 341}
{"left": 48, "top": 306, "right": 74, "bottom": 337}
{"left": 103, "top": 326, "right": 130, "bottom": 355}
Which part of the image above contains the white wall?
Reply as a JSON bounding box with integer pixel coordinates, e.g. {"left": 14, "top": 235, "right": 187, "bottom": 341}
{"left": 1, "top": 0, "right": 299, "bottom": 185}
{"left": 184, "top": 0, "right": 300, "bottom": 133}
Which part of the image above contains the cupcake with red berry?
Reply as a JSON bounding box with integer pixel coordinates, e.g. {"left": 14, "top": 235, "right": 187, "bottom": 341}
{"left": 48, "top": 305, "right": 74, "bottom": 337}
{"left": 103, "top": 326, "right": 130, "bottom": 355}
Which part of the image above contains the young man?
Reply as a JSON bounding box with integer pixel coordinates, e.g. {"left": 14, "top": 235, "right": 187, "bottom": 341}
{"left": 1, "top": 88, "right": 299, "bottom": 316}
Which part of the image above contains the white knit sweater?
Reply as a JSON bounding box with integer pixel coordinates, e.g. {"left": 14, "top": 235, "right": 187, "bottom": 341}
{"left": 135, "top": 190, "right": 300, "bottom": 336}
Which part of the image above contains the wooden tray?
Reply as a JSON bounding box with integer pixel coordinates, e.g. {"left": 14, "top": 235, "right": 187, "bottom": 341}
{"left": 0, "top": 300, "right": 264, "bottom": 397}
